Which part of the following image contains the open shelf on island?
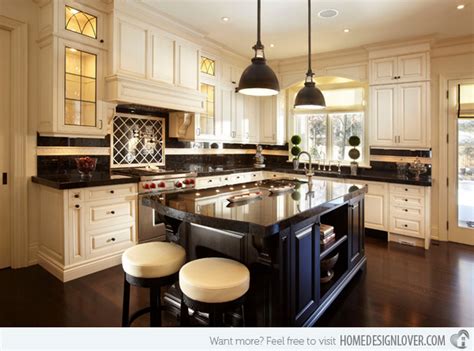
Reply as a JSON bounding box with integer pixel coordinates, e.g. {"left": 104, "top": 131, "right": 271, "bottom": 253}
{"left": 320, "top": 235, "right": 347, "bottom": 260}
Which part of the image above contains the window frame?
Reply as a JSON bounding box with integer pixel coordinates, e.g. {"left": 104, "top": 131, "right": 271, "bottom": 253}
{"left": 289, "top": 82, "right": 369, "bottom": 167}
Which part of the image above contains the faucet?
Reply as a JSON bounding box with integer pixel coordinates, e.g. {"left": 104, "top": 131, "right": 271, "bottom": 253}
{"left": 297, "top": 151, "right": 314, "bottom": 177}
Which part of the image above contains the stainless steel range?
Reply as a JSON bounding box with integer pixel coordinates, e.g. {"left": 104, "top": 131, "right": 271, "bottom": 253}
{"left": 114, "top": 166, "right": 196, "bottom": 242}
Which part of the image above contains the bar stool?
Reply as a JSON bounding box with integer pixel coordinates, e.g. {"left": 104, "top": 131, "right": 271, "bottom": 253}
{"left": 179, "top": 257, "right": 250, "bottom": 327}
{"left": 121, "top": 242, "right": 186, "bottom": 327}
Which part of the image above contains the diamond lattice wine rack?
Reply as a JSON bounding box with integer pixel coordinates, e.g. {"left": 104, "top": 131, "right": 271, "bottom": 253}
{"left": 112, "top": 114, "right": 165, "bottom": 167}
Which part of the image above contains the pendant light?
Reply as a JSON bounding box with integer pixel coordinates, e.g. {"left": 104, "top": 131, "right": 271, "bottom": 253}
{"left": 294, "top": 0, "right": 326, "bottom": 109}
{"left": 237, "top": 0, "right": 280, "bottom": 96}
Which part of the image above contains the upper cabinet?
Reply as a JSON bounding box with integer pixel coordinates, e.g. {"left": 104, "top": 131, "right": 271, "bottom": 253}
{"left": 370, "top": 52, "right": 428, "bottom": 85}
{"left": 368, "top": 44, "right": 430, "bottom": 148}
{"left": 37, "top": 0, "right": 108, "bottom": 137}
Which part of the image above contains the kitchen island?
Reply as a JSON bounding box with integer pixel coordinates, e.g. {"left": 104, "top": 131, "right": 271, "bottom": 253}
{"left": 143, "top": 178, "right": 367, "bottom": 327}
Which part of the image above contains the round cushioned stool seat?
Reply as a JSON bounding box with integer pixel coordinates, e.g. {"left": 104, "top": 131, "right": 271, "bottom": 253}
{"left": 122, "top": 242, "right": 186, "bottom": 279}
{"left": 179, "top": 257, "right": 250, "bottom": 304}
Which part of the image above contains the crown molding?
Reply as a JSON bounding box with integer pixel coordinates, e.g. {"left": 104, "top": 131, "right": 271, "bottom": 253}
{"left": 432, "top": 34, "right": 474, "bottom": 48}
{"left": 363, "top": 34, "right": 437, "bottom": 52}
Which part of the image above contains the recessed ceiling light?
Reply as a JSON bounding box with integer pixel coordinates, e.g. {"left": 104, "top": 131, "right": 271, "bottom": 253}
{"left": 221, "top": 16, "right": 230, "bottom": 22}
{"left": 457, "top": 4, "right": 465, "bottom": 9}
{"left": 343, "top": 28, "right": 350, "bottom": 33}
{"left": 270, "top": 43, "right": 275, "bottom": 48}
{"left": 318, "top": 9, "right": 339, "bottom": 19}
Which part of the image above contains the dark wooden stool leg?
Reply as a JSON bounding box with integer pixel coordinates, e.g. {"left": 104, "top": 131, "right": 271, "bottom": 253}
{"left": 149, "top": 287, "right": 159, "bottom": 327}
{"left": 241, "top": 304, "right": 246, "bottom": 327}
{"left": 122, "top": 275, "right": 130, "bottom": 327}
{"left": 180, "top": 297, "right": 189, "bottom": 326}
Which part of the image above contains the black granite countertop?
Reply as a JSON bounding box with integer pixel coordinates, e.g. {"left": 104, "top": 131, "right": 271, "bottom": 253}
{"left": 180, "top": 166, "right": 432, "bottom": 186}
{"left": 142, "top": 179, "right": 367, "bottom": 237}
{"left": 32, "top": 172, "right": 139, "bottom": 190}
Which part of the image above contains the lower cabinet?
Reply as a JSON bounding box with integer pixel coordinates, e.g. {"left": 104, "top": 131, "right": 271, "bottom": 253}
{"left": 349, "top": 196, "right": 365, "bottom": 267}
{"left": 289, "top": 221, "right": 320, "bottom": 326}
{"left": 37, "top": 183, "right": 138, "bottom": 282}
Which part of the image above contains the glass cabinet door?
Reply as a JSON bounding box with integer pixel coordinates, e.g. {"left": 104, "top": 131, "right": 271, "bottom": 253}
{"left": 64, "top": 47, "right": 97, "bottom": 127}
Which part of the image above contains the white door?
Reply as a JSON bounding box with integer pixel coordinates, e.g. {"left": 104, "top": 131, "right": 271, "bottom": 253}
{"left": 369, "top": 85, "right": 397, "bottom": 146}
{"left": 447, "top": 79, "right": 474, "bottom": 245}
{"left": 397, "top": 82, "right": 428, "bottom": 147}
{"left": 0, "top": 28, "right": 11, "bottom": 269}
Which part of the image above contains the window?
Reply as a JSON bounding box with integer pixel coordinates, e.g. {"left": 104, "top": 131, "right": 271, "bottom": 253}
{"left": 65, "top": 6, "right": 97, "bottom": 39}
{"left": 200, "top": 56, "right": 215, "bottom": 76}
{"left": 65, "top": 47, "right": 97, "bottom": 127}
{"left": 293, "top": 85, "right": 366, "bottom": 164}
{"left": 200, "top": 83, "right": 215, "bottom": 135}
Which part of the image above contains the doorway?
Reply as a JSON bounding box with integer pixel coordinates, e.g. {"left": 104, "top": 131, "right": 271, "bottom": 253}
{"left": 0, "top": 27, "right": 11, "bottom": 268}
{"left": 447, "top": 78, "right": 474, "bottom": 246}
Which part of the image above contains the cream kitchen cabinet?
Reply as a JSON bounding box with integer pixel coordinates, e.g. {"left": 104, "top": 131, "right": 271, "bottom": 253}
{"left": 369, "top": 81, "right": 429, "bottom": 147}
{"left": 370, "top": 52, "right": 428, "bottom": 85}
{"left": 260, "top": 94, "right": 286, "bottom": 145}
{"left": 363, "top": 181, "right": 389, "bottom": 231}
{"left": 37, "top": 183, "right": 137, "bottom": 282}
{"left": 221, "top": 63, "right": 243, "bottom": 87}
{"left": 243, "top": 95, "right": 260, "bottom": 143}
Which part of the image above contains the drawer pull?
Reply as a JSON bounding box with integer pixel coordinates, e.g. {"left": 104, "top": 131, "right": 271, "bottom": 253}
{"left": 75, "top": 204, "right": 80, "bottom": 209}
{"left": 404, "top": 209, "right": 408, "bottom": 212}
{"left": 208, "top": 180, "right": 213, "bottom": 183}
{"left": 107, "top": 237, "right": 116, "bottom": 243}
{"left": 74, "top": 194, "right": 80, "bottom": 199}
{"left": 107, "top": 210, "right": 116, "bottom": 215}
{"left": 404, "top": 199, "right": 408, "bottom": 202}
{"left": 404, "top": 224, "right": 408, "bottom": 228}
{"left": 405, "top": 188, "right": 408, "bottom": 191}
{"left": 110, "top": 190, "right": 115, "bottom": 194}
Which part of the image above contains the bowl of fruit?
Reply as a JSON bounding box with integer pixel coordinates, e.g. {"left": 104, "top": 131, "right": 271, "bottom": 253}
{"left": 75, "top": 157, "right": 97, "bottom": 179}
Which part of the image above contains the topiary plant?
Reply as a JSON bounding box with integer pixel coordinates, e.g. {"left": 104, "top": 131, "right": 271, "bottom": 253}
{"left": 291, "top": 135, "right": 302, "bottom": 145}
{"left": 291, "top": 145, "right": 301, "bottom": 157}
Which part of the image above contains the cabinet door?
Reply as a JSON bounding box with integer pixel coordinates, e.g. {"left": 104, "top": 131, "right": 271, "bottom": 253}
{"left": 116, "top": 19, "right": 147, "bottom": 77}
{"left": 290, "top": 223, "right": 320, "bottom": 326}
{"left": 364, "top": 182, "right": 388, "bottom": 231}
{"left": 233, "top": 93, "right": 244, "bottom": 140}
{"left": 177, "top": 42, "right": 199, "bottom": 91}
{"left": 243, "top": 96, "right": 260, "bottom": 142}
{"left": 58, "top": 39, "right": 106, "bottom": 136}
{"left": 149, "top": 31, "right": 175, "bottom": 85}
{"left": 260, "top": 96, "right": 276, "bottom": 144}
{"left": 397, "top": 82, "right": 428, "bottom": 147}
{"left": 397, "top": 53, "right": 428, "bottom": 83}
{"left": 369, "top": 85, "right": 397, "bottom": 146}
{"left": 219, "top": 86, "right": 234, "bottom": 140}
{"left": 370, "top": 57, "right": 397, "bottom": 85}
{"left": 221, "top": 63, "right": 242, "bottom": 86}
{"left": 349, "top": 198, "right": 365, "bottom": 267}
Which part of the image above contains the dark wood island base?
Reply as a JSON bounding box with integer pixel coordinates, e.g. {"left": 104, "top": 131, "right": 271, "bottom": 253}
{"left": 143, "top": 179, "right": 367, "bottom": 326}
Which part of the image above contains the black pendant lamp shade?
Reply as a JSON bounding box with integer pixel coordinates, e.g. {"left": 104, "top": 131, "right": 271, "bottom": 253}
{"left": 237, "top": 0, "right": 280, "bottom": 96}
{"left": 294, "top": 0, "right": 326, "bottom": 109}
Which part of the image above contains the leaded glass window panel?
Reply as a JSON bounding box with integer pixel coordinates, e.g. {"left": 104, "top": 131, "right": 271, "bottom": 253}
{"left": 65, "top": 6, "right": 97, "bottom": 39}
{"left": 200, "top": 57, "right": 215, "bottom": 76}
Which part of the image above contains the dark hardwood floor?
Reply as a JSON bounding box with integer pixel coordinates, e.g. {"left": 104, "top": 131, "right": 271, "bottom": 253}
{"left": 0, "top": 237, "right": 473, "bottom": 327}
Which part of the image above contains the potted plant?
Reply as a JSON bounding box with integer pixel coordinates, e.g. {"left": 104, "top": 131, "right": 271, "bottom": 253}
{"left": 348, "top": 135, "right": 361, "bottom": 176}
{"left": 290, "top": 135, "right": 302, "bottom": 170}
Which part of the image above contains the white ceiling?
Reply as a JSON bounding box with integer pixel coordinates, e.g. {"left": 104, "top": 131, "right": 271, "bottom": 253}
{"left": 141, "top": 0, "right": 474, "bottom": 60}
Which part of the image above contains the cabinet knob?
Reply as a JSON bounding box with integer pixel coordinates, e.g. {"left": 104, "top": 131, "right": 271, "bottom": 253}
{"left": 404, "top": 224, "right": 408, "bottom": 227}
{"left": 404, "top": 199, "right": 408, "bottom": 201}
{"left": 74, "top": 194, "right": 80, "bottom": 198}
{"left": 75, "top": 204, "right": 80, "bottom": 209}
{"left": 110, "top": 210, "right": 115, "bottom": 215}
{"left": 405, "top": 188, "right": 408, "bottom": 191}
{"left": 110, "top": 190, "right": 115, "bottom": 194}
{"left": 100, "top": 39, "right": 104, "bottom": 43}
{"left": 111, "top": 237, "right": 116, "bottom": 241}
{"left": 404, "top": 209, "right": 408, "bottom": 212}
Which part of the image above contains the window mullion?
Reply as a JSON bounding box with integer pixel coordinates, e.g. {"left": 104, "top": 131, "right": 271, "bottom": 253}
{"left": 326, "top": 113, "right": 331, "bottom": 161}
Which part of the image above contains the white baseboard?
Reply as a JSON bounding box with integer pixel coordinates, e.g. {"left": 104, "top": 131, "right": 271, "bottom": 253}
{"left": 28, "top": 242, "right": 39, "bottom": 266}
{"left": 38, "top": 250, "right": 124, "bottom": 282}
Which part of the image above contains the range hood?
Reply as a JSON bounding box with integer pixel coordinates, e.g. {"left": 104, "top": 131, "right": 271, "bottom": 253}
{"left": 106, "top": 73, "right": 205, "bottom": 114}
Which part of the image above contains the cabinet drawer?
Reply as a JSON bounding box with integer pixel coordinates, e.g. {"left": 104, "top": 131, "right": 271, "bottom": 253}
{"left": 390, "top": 194, "right": 424, "bottom": 208}
{"left": 366, "top": 182, "right": 387, "bottom": 195}
{"left": 68, "top": 189, "right": 84, "bottom": 202}
{"left": 83, "top": 184, "right": 137, "bottom": 201}
{"left": 390, "top": 184, "right": 424, "bottom": 196}
{"left": 250, "top": 172, "right": 264, "bottom": 181}
{"left": 85, "top": 199, "right": 136, "bottom": 229}
{"left": 390, "top": 216, "right": 424, "bottom": 238}
{"left": 196, "top": 176, "right": 221, "bottom": 189}
{"left": 87, "top": 224, "right": 135, "bottom": 258}
{"left": 391, "top": 205, "right": 423, "bottom": 218}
